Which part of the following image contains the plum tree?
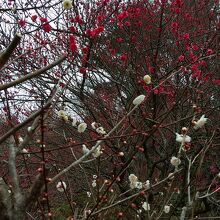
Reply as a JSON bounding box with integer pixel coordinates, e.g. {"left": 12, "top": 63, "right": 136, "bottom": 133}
{"left": 0, "top": 0, "right": 220, "bottom": 219}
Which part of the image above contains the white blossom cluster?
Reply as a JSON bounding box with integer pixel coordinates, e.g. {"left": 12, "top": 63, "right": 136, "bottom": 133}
{"left": 128, "top": 174, "right": 150, "bottom": 190}
{"left": 91, "top": 122, "right": 107, "bottom": 135}
{"left": 172, "top": 115, "right": 208, "bottom": 168}
{"left": 58, "top": 110, "right": 68, "bottom": 122}
{"left": 82, "top": 144, "right": 102, "bottom": 158}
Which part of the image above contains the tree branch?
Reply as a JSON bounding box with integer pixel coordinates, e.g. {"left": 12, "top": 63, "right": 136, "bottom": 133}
{"left": 0, "top": 96, "right": 53, "bottom": 144}
{"left": 0, "top": 178, "right": 11, "bottom": 220}
{"left": 51, "top": 104, "right": 141, "bottom": 183}
{"left": 0, "top": 54, "right": 66, "bottom": 91}
{"left": 8, "top": 136, "right": 23, "bottom": 207}
{"left": 25, "top": 166, "right": 49, "bottom": 209}
{"left": 0, "top": 33, "right": 22, "bottom": 69}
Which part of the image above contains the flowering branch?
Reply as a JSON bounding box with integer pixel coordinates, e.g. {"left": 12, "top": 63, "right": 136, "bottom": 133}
{"left": 50, "top": 96, "right": 145, "bottom": 183}
{"left": 90, "top": 169, "right": 182, "bottom": 217}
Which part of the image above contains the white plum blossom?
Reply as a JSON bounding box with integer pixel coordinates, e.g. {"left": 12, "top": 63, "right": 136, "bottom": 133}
{"left": 193, "top": 115, "right": 208, "bottom": 130}
{"left": 92, "top": 180, "right": 97, "bottom": 188}
{"left": 22, "top": 148, "right": 28, "bottom": 153}
{"left": 63, "top": 0, "right": 72, "bottom": 9}
{"left": 142, "top": 202, "right": 150, "bottom": 211}
{"left": 18, "top": 136, "right": 23, "bottom": 144}
{"left": 78, "top": 122, "right": 87, "bottom": 133}
{"left": 87, "top": 191, "right": 91, "bottom": 197}
{"left": 170, "top": 156, "right": 181, "bottom": 166}
{"left": 22, "top": 148, "right": 31, "bottom": 157}
{"left": 72, "top": 118, "right": 77, "bottom": 126}
{"left": 118, "top": 152, "right": 124, "bottom": 157}
{"left": 143, "top": 75, "right": 152, "bottom": 84}
{"left": 82, "top": 145, "right": 90, "bottom": 155}
{"left": 129, "top": 174, "right": 138, "bottom": 189}
{"left": 175, "top": 133, "right": 191, "bottom": 143}
{"left": 135, "top": 182, "right": 143, "bottom": 189}
{"left": 132, "top": 95, "right": 146, "bottom": 106}
{"left": 164, "top": 205, "right": 171, "bottom": 213}
{"left": 27, "top": 127, "right": 33, "bottom": 133}
{"left": 91, "top": 122, "right": 96, "bottom": 129}
{"left": 144, "top": 180, "right": 150, "bottom": 189}
{"left": 56, "top": 181, "right": 67, "bottom": 192}
{"left": 58, "top": 110, "right": 68, "bottom": 122}
{"left": 83, "top": 210, "right": 91, "bottom": 218}
{"left": 96, "top": 126, "right": 106, "bottom": 135}
{"left": 92, "top": 145, "right": 102, "bottom": 158}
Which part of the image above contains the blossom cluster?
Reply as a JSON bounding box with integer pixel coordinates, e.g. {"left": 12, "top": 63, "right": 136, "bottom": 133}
{"left": 171, "top": 115, "right": 208, "bottom": 167}
{"left": 128, "top": 174, "right": 150, "bottom": 190}
{"left": 82, "top": 144, "right": 102, "bottom": 158}
{"left": 91, "top": 122, "right": 106, "bottom": 135}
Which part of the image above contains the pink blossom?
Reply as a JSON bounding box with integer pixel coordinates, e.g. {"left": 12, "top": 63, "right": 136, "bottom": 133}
{"left": 178, "top": 55, "right": 184, "bottom": 61}
{"left": 31, "top": 15, "right": 37, "bottom": 22}
{"left": 69, "top": 26, "right": 75, "bottom": 32}
{"left": 18, "top": 20, "right": 25, "bottom": 27}
{"left": 42, "top": 23, "right": 51, "bottom": 32}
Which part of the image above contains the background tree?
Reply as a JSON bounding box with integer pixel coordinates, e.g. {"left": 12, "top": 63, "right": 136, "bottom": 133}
{"left": 0, "top": 0, "right": 220, "bottom": 219}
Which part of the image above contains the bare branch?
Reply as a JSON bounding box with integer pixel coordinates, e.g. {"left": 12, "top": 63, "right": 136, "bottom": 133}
{"left": 0, "top": 54, "right": 66, "bottom": 91}
{"left": 0, "top": 33, "right": 22, "bottom": 69}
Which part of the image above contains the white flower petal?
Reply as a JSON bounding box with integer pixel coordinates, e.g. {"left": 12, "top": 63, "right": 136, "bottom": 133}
{"left": 72, "top": 118, "right": 77, "bottom": 126}
{"left": 78, "top": 122, "right": 87, "bottom": 133}
{"left": 133, "top": 95, "right": 146, "bottom": 105}
{"left": 18, "top": 136, "right": 24, "bottom": 144}
{"left": 184, "top": 135, "right": 191, "bottom": 143}
{"left": 143, "top": 75, "right": 152, "bottom": 84}
{"left": 82, "top": 145, "right": 90, "bottom": 155}
{"left": 193, "top": 115, "right": 208, "bottom": 130}
{"left": 56, "top": 181, "right": 67, "bottom": 192}
{"left": 175, "top": 133, "right": 191, "bottom": 143}
{"left": 91, "top": 122, "right": 96, "bottom": 129}
{"left": 129, "top": 174, "right": 138, "bottom": 189}
{"left": 96, "top": 127, "right": 106, "bottom": 135}
{"left": 164, "top": 205, "right": 170, "bottom": 213}
{"left": 170, "top": 156, "right": 181, "bottom": 166}
{"left": 142, "top": 202, "right": 150, "bottom": 211}
{"left": 92, "top": 145, "right": 102, "bottom": 158}
{"left": 135, "top": 182, "right": 143, "bottom": 189}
